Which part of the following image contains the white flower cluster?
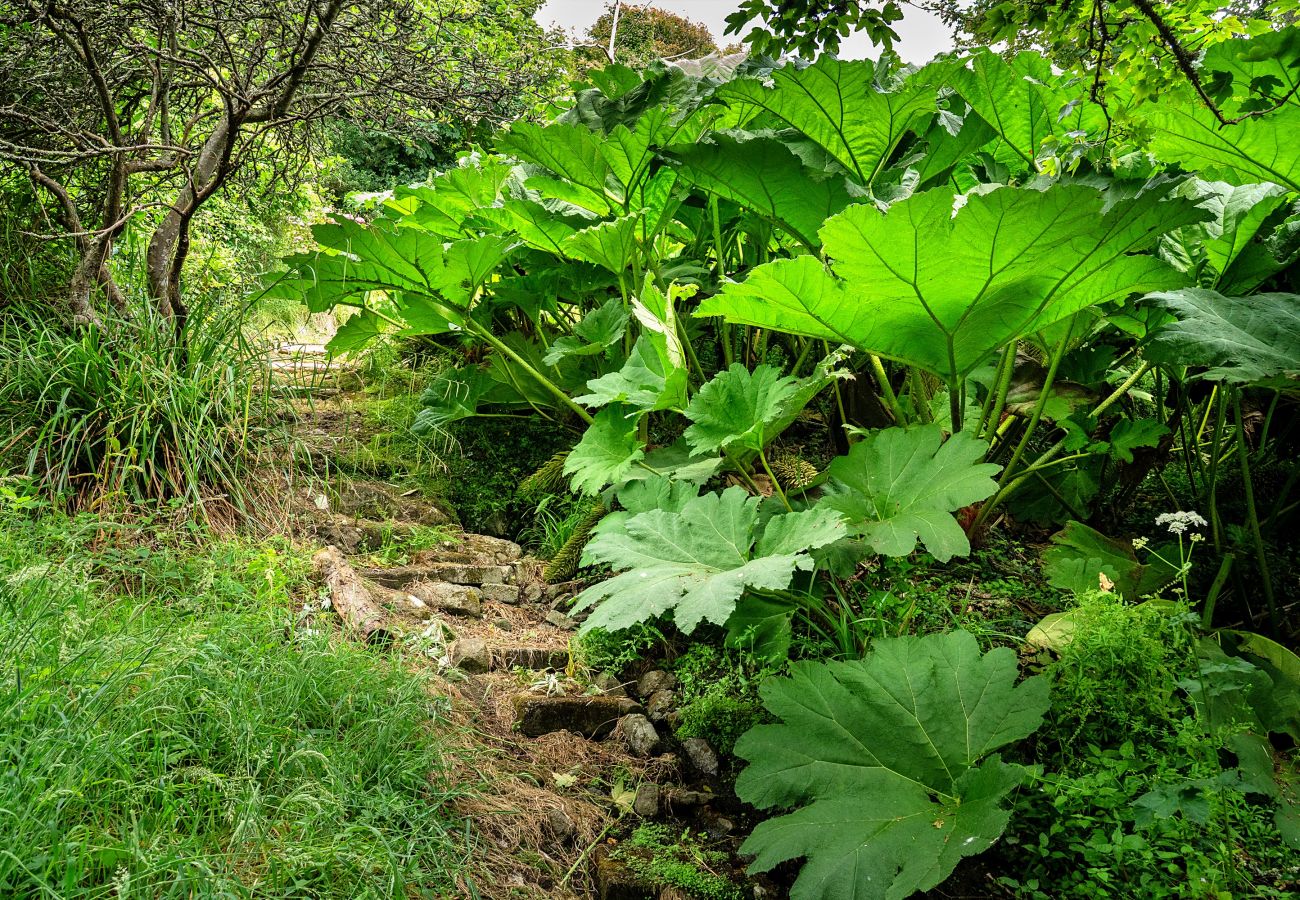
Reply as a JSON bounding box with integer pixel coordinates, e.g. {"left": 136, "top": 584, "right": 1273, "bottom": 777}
{"left": 1155, "top": 510, "right": 1208, "bottom": 535}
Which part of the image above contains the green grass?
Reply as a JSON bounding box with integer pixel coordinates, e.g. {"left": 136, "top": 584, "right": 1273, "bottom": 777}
{"left": 0, "top": 299, "right": 280, "bottom": 521}
{"left": 0, "top": 507, "right": 470, "bottom": 899}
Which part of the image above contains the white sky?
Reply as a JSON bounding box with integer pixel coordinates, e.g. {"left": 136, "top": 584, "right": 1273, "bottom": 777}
{"left": 535, "top": 1, "right": 956, "bottom": 64}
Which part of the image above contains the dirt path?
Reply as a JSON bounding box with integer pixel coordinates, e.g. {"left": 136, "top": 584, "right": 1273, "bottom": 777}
{"left": 267, "top": 345, "right": 745, "bottom": 900}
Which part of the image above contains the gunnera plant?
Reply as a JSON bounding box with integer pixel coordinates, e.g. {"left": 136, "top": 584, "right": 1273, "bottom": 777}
{"left": 0, "top": 299, "right": 280, "bottom": 521}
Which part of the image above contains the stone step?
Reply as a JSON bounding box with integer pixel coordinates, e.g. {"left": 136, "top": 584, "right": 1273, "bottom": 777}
{"left": 495, "top": 647, "right": 569, "bottom": 671}
{"left": 513, "top": 694, "right": 642, "bottom": 738}
{"left": 360, "top": 562, "right": 513, "bottom": 589}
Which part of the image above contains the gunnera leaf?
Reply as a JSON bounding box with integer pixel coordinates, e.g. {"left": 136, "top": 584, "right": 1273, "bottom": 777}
{"left": 1144, "top": 288, "right": 1300, "bottom": 387}
{"left": 572, "top": 488, "right": 846, "bottom": 634}
{"left": 819, "top": 425, "right": 1001, "bottom": 562}
{"left": 735, "top": 630, "right": 1050, "bottom": 900}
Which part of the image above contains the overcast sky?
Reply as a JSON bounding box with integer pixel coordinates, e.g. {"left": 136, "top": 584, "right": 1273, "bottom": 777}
{"left": 535, "top": 1, "right": 956, "bottom": 64}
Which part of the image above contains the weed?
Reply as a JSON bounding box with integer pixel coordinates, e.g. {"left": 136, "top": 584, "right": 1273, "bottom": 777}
{"left": 572, "top": 622, "right": 668, "bottom": 674}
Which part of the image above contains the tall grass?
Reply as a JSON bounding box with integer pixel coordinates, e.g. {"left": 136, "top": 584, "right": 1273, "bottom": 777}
{"left": 0, "top": 299, "right": 279, "bottom": 520}
{"left": 0, "top": 510, "right": 471, "bottom": 898}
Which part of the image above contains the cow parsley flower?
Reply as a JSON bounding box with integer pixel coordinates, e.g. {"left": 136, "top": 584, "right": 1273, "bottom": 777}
{"left": 1155, "top": 511, "right": 1207, "bottom": 535}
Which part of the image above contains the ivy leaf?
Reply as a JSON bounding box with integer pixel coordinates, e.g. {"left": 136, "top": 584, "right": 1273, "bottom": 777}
{"left": 736, "top": 630, "right": 1049, "bottom": 900}
{"left": 563, "top": 405, "right": 644, "bottom": 495}
{"left": 573, "top": 489, "right": 845, "bottom": 634}
{"left": 684, "top": 364, "right": 801, "bottom": 455}
{"left": 819, "top": 426, "right": 1000, "bottom": 563}
{"left": 1145, "top": 288, "right": 1300, "bottom": 386}
{"left": 543, "top": 298, "right": 628, "bottom": 366}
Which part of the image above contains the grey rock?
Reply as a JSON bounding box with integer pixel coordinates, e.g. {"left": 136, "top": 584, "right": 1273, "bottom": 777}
{"left": 521, "top": 582, "right": 545, "bottom": 603}
{"left": 636, "top": 670, "right": 677, "bottom": 698}
{"left": 619, "top": 714, "right": 663, "bottom": 758}
{"left": 544, "top": 610, "right": 577, "bottom": 630}
{"left": 680, "top": 737, "right": 719, "bottom": 777}
{"left": 698, "top": 808, "right": 735, "bottom": 838}
{"left": 448, "top": 638, "right": 490, "bottom": 674}
{"left": 633, "top": 782, "right": 660, "bottom": 818}
{"left": 513, "top": 694, "right": 642, "bottom": 738}
{"left": 661, "top": 787, "right": 712, "bottom": 808}
{"left": 405, "top": 580, "right": 482, "bottom": 617}
{"left": 361, "top": 563, "right": 511, "bottom": 588}
{"left": 411, "top": 533, "right": 522, "bottom": 567}
{"left": 479, "top": 582, "right": 519, "bottom": 604}
{"left": 646, "top": 689, "right": 675, "bottom": 722}
{"left": 544, "top": 807, "right": 576, "bottom": 844}
{"left": 491, "top": 618, "right": 513, "bottom": 631}
{"left": 592, "top": 672, "right": 628, "bottom": 697}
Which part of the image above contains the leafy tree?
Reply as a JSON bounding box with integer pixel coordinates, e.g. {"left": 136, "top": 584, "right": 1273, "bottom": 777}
{"left": 0, "top": 0, "right": 552, "bottom": 325}
{"left": 578, "top": 3, "right": 719, "bottom": 72}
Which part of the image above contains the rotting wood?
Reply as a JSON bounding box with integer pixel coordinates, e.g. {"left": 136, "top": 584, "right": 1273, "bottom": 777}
{"left": 313, "top": 545, "right": 397, "bottom": 647}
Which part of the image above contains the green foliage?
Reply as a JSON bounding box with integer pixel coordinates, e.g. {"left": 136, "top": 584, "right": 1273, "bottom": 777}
{"left": 820, "top": 425, "right": 1001, "bottom": 562}
{"left": 683, "top": 363, "right": 800, "bottom": 455}
{"left": 736, "top": 630, "right": 1050, "bottom": 900}
{"left": 573, "top": 487, "right": 845, "bottom": 634}
{"left": 1043, "top": 592, "right": 1198, "bottom": 759}
{"left": 1041, "top": 520, "right": 1179, "bottom": 597}
{"left": 1145, "top": 288, "right": 1300, "bottom": 386}
{"left": 0, "top": 302, "right": 277, "bottom": 518}
{"left": 0, "top": 512, "right": 468, "bottom": 898}
{"left": 572, "top": 622, "right": 667, "bottom": 674}
{"left": 615, "top": 824, "right": 744, "bottom": 900}
{"left": 672, "top": 644, "right": 773, "bottom": 756}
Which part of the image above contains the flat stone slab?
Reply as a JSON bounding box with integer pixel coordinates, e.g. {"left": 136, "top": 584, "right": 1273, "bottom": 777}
{"left": 478, "top": 583, "right": 519, "bottom": 604}
{"left": 513, "top": 694, "right": 642, "bottom": 738}
{"left": 405, "top": 580, "right": 482, "bottom": 618}
{"left": 360, "top": 563, "right": 511, "bottom": 589}
{"left": 413, "top": 534, "right": 522, "bottom": 566}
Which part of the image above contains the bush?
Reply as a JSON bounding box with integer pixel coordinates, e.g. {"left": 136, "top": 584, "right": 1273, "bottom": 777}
{"left": 0, "top": 300, "right": 280, "bottom": 520}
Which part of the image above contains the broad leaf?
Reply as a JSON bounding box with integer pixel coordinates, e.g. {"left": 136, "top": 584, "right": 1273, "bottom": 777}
{"left": 575, "top": 336, "right": 686, "bottom": 411}
{"left": 1148, "top": 100, "right": 1300, "bottom": 193}
{"left": 543, "top": 298, "right": 628, "bottom": 365}
{"left": 668, "top": 133, "right": 858, "bottom": 249}
{"left": 718, "top": 56, "right": 935, "bottom": 187}
{"left": 1041, "top": 520, "right": 1178, "bottom": 598}
{"left": 573, "top": 489, "right": 845, "bottom": 634}
{"left": 700, "top": 185, "right": 1204, "bottom": 389}
{"left": 560, "top": 215, "right": 642, "bottom": 274}
{"left": 820, "top": 426, "right": 1001, "bottom": 562}
{"left": 564, "top": 406, "right": 645, "bottom": 495}
{"left": 736, "top": 630, "right": 1049, "bottom": 900}
{"left": 684, "top": 364, "right": 801, "bottom": 455}
{"left": 1145, "top": 289, "right": 1300, "bottom": 386}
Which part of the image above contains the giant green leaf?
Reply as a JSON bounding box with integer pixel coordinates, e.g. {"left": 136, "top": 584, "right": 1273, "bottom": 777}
{"left": 684, "top": 364, "right": 801, "bottom": 455}
{"left": 573, "top": 489, "right": 845, "bottom": 634}
{"left": 542, "top": 298, "right": 628, "bottom": 365}
{"left": 560, "top": 214, "right": 642, "bottom": 274}
{"left": 736, "top": 630, "right": 1049, "bottom": 900}
{"left": 563, "top": 405, "right": 645, "bottom": 495}
{"left": 667, "top": 133, "right": 858, "bottom": 249}
{"left": 499, "top": 121, "right": 614, "bottom": 214}
{"left": 718, "top": 57, "right": 935, "bottom": 187}
{"left": 1148, "top": 100, "right": 1300, "bottom": 192}
{"left": 819, "top": 425, "right": 1000, "bottom": 562}
{"left": 1145, "top": 288, "right": 1300, "bottom": 386}
{"left": 1162, "top": 180, "right": 1294, "bottom": 292}
{"left": 699, "top": 184, "right": 1204, "bottom": 387}
{"left": 947, "top": 51, "right": 1105, "bottom": 169}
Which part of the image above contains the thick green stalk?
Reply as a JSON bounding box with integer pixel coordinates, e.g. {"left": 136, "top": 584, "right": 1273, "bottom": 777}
{"left": 978, "top": 344, "right": 1015, "bottom": 440}
{"left": 972, "top": 361, "right": 1153, "bottom": 532}
{"left": 869, "top": 355, "right": 906, "bottom": 424}
{"left": 466, "top": 322, "right": 593, "bottom": 424}
{"left": 1233, "top": 396, "right": 1279, "bottom": 633}
{"left": 987, "top": 333, "right": 1070, "bottom": 497}
{"left": 759, "top": 447, "right": 793, "bottom": 512}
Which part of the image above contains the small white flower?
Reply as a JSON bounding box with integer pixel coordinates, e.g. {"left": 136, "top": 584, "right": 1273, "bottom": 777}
{"left": 1155, "top": 510, "right": 1207, "bottom": 535}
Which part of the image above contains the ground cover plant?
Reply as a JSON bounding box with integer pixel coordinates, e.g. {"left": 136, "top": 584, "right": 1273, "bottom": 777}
{"left": 0, "top": 500, "right": 471, "bottom": 898}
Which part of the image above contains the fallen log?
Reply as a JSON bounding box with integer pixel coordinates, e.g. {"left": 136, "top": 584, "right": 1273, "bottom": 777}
{"left": 312, "top": 545, "right": 397, "bottom": 647}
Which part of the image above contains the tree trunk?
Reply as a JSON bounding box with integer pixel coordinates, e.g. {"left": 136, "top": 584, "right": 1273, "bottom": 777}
{"left": 313, "top": 546, "right": 397, "bottom": 647}
{"left": 146, "top": 117, "right": 235, "bottom": 319}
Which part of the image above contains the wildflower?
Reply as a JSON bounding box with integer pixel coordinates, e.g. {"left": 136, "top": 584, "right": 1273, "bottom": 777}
{"left": 1155, "top": 511, "right": 1207, "bottom": 535}
{"left": 1132, "top": 536, "right": 1149, "bottom": 550}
